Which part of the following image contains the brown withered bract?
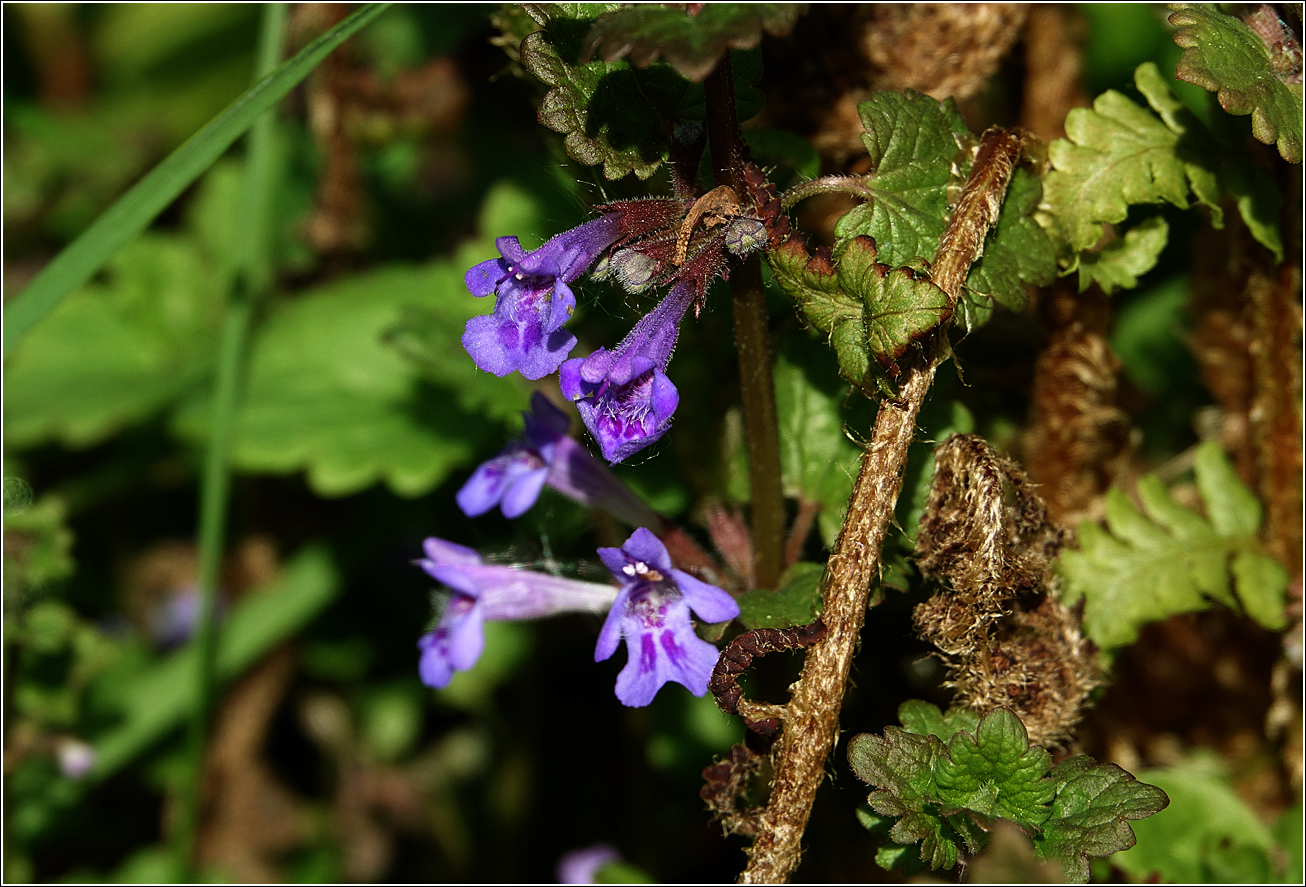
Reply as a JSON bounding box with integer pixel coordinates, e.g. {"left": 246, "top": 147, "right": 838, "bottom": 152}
{"left": 914, "top": 434, "right": 1100, "bottom": 747}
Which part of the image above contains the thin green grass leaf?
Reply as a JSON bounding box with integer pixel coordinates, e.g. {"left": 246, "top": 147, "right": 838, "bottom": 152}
{"left": 2, "top": 3, "right": 391, "bottom": 356}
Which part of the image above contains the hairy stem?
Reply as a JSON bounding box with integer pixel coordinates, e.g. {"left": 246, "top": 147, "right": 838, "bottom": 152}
{"left": 778, "top": 175, "right": 875, "bottom": 212}
{"left": 705, "top": 56, "right": 785, "bottom": 591}
{"left": 740, "top": 127, "right": 1022, "bottom": 883}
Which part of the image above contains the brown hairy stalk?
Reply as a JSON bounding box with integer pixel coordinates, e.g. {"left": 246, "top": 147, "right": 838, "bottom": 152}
{"left": 1020, "top": 4, "right": 1089, "bottom": 141}
{"left": 736, "top": 128, "right": 1023, "bottom": 883}
{"left": 913, "top": 434, "right": 1100, "bottom": 747}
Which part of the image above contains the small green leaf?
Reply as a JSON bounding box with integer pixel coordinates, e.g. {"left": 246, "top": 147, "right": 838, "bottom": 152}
{"left": 1230, "top": 551, "right": 1290, "bottom": 630}
{"left": 1077, "top": 215, "right": 1169, "bottom": 294}
{"left": 936, "top": 709, "right": 1054, "bottom": 828}
{"left": 1033, "top": 756, "right": 1170, "bottom": 884}
{"left": 835, "top": 91, "right": 972, "bottom": 268}
{"left": 735, "top": 562, "right": 824, "bottom": 630}
{"left": 520, "top": 6, "right": 764, "bottom": 180}
{"left": 522, "top": 4, "right": 680, "bottom": 180}
{"left": 1220, "top": 161, "right": 1285, "bottom": 262}
{"left": 582, "top": 3, "right": 802, "bottom": 82}
{"left": 1059, "top": 446, "right": 1288, "bottom": 647}
{"left": 1169, "top": 3, "right": 1304, "bottom": 163}
{"left": 1193, "top": 439, "right": 1261, "bottom": 538}
{"left": 1114, "top": 752, "right": 1280, "bottom": 884}
{"left": 897, "top": 700, "right": 981, "bottom": 743}
{"left": 1041, "top": 74, "right": 1192, "bottom": 255}
{"left": 769, "top": 236, "right": 951, "bottom": 397}
{"left": 960, "top": 166, "right": 1057, "bottom": 328}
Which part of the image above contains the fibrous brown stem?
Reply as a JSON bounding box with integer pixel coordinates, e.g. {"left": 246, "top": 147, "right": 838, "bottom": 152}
{"left": 705, "top": 57, "right": 785, "bottom": 591}
{"left": 739, "top": 128, "right": 1022, "bottom": 883}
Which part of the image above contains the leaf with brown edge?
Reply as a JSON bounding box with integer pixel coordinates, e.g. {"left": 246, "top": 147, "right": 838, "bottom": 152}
{"left": 582, "top": 3, "right": 804, "bottom": 82}
{"left": 1169, "top": 3, "right": 1303, "bottom": 163}
{"left": 768, "top": 236, "right": 951, "bottom": 398}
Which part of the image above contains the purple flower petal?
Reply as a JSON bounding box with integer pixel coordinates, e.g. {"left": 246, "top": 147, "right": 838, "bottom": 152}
{"left": 417, "top": 536, "right": 619, "bottom": 689}
{"left": 463, "top": 216, "right": 622, "bottom": 379}
{"left": 561, "top": 281, "right": 697, "bottom": 464}
{"left": 594, "top": 527, "right": 737, "bottom": 706}
{"left": 499, "top": 466, "right": 550, "bottom": 519}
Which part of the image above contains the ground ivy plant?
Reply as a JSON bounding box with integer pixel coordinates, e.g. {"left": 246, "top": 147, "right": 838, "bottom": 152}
{"left": 3, "top": 2, "right": 1299, "bottom": 882}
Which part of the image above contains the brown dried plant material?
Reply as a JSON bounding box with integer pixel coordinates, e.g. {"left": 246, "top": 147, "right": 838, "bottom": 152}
{"left": 858, "top": 4, "right": 1029, "bottom": 103}
{"left": 1020, "top": 4, "right": 1090, "bottom": 142}
{"left": 803, "top": 5, "right": 1029, "bottom": 167}
{"left": 914, "top": 434, "right": 1100, "bottom": 747}
{"left": 1022, "top": 284, "right": 1131, "bottom": 527}
{"left": 1190, "top": 217, "right": 1303, "bottom": 577}
{"left": 197, "top": 648, "right": 307, "bottom": 883}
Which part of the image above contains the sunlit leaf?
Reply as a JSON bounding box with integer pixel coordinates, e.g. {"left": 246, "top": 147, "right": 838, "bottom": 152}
{"left": 1169, "top": 3, "right": 1304, "bottom": 163}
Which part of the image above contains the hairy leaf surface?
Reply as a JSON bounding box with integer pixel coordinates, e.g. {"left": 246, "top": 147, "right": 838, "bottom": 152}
{"left": 1170, "top": 3, "right": 1304, "bottom": 163}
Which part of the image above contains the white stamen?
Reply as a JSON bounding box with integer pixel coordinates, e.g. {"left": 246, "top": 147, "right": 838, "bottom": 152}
{"left": 622, "top": 564, "right": 637, "bottom": 576}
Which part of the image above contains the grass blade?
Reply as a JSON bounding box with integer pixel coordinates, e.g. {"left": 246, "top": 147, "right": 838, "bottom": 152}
{"left": 2, "top": 2, "right": 391, "bottom": 357}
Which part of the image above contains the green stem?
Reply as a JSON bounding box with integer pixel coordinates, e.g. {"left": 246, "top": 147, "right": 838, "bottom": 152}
{"left": 172, "top": 5, "right": 287, "bottom": 877}
{"left": 704, "top": 56, "right": 785, "bottom": 591}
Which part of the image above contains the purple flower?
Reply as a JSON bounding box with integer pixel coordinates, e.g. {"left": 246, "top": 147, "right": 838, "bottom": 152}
{"left": 594, "top": 528, "right": 739, "bottom": 707}
{"left": 557, "top": 844, "right": 621, "bottom": 884}
{"left": 559, "top": 281, "right": 699, "bottom": 464}
{"left": 463, "top": 215, "right": 623, "bottom": 380}
{"left": 417, "top": 537, "right": 618, "bottom": 688}
{"left": 457, "top": 392, "right": 661, "bottom": 526}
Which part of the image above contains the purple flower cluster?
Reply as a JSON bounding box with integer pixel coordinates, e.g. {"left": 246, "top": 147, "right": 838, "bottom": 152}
{"left": 416, "top": 530, "right": 737, "bottom": 707}
{"left": 413, "top": 203, "right": 744, "bottom": 706}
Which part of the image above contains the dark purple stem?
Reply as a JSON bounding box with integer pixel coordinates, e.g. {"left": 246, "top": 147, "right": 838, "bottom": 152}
{"left": 704, "top": 55, "right": 784, "bottom": 592}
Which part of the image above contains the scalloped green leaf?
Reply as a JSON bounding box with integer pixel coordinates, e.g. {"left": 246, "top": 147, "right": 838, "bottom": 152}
{"left": 3, "top": 231, "right": 225, "bottom": 449}
{"left": 524, "top": 7, "right": 687, "bottom": 181}
{"left": 769, "top": 236, "right": 951, "bottom": 397}
{"left": 200, "top": 262, "right": 525, "bottom": 498}
{"left": 772, "top": 349, "right": 868, "bottom": 518}
{"left": 1033, "top": 756, "right": 1170, "bottom": 884}
{"left": 848, "top": 728, "right": 969, "bottom": 870}
{"left": 519, "top": 6, "right": 763, "bottom": 180}
{"left": 735, "top": 561, "right": 825, "bottom": 630}
{"left": 1076, "top": 215, "right": 1169, "bottom": 294}
{"left": 582, "top": 3, "right": 802, "bottom": 82}
{"left": 897, "top": 700, "right": 982, "bottom": 743}
{"left": 936, "top": 709, "right": 1055, "bottom": 828}
{"left": 834, "top": 91, "right": 972, "bottom": 268}
{"left": 959, "top": 166, "right": 1057, "bottom": 329}
{"left": 1169, "top": 3, "right": 1304, "bottom": 163}
{"left": 1058, "top": 444, "right": 1289, "bottom": 647}
{"left": 1040, "top": 73, "right": 1193, "bottom": 255}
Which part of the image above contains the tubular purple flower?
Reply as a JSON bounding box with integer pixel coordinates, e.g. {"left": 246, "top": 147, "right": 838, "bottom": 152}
{"left": 594, "top": 527, "right": 739, "bottom": 707}
{"left": 458, "top": 392, "right": 662, "bottom": 526}
{"left": 559, "top": 281, "right": 699, "bottom": 464}
{"left": 416, "top": 537, "right": 619, "bottom": 689}
{"left": 463, "top": 215, "right": 624, "bottom": 380}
